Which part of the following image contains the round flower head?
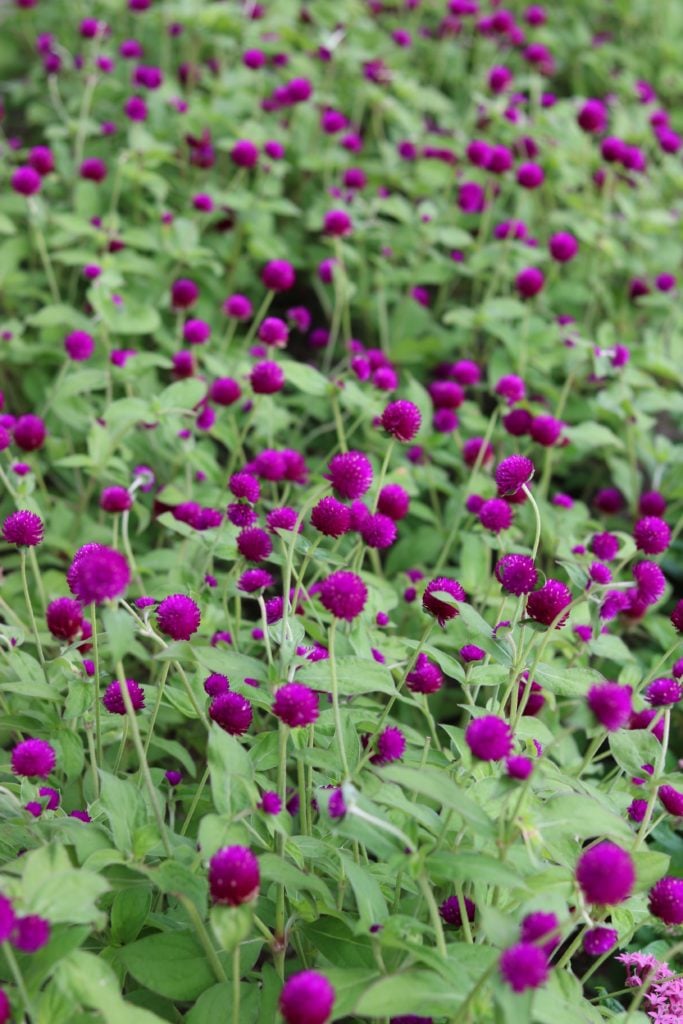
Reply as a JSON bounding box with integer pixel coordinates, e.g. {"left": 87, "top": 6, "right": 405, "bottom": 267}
{"left": 506, "top": 755, "right": 534, "bottom": 780}
{"left": 503, "top": 408, "right": 533, "bottom": 436}
{"left": 266, "top": 507, "right": 298, "bottom": 533}
{"left": 360, "top": 513, "right": 397, "bottom": 549}
{"left": 320, "top": 571, "right": 367, "bottom": 621}
{"left": 500, "top": 943, "right": 549, "bottom": 993}
{"left": 517, "top": 162, "right": 545, "bottom": 189}
{"left": 2, "top": 510, "right": 44, "bottom": 546}
{"left": 260, "top": 791, "right": 281, "bottom": 814}
{"left": 279, "top": 970, "right": 335, "bottom": 1024}
{"left": 439, "top": 895, "right": 476, "bottom": 928}
{"left": 549, "top": 231, "right": 578, "bottom": 262}
{"left": 576, "top": 841, "right": 635, "bottom": 905}
{"left": 184, "top": 319, "right": 211, "bottom": 345}
{"left": 273, "top": 683, "right": 319, "bottom": 727}
{"left": 587, "top": 682, "right": 632, "bottom": 732}
{"left": 406, "top": 653, "right": 443, "bottom": 694}
{"left": 527, "top": 579, "right": 572, "bottom": 627}
{"left": 495, "top": 554, "right": 538, "bottom": 595}
{"left": 495, "top": 455, "right": 534, "bottom": 496}
{"left": 64, "top": 330, "right": 94, "bottom": 362}
{"left": 648, "top": 876, "right": 683, "bottom": 925}
{"left": 156, "top": 594, "right": 201, "bottom": 640}
{"left": 209, "top": 692, "right": 253, "bottom": 735}
{"left": 516, "top": 267, "right": 545, "bottom": 298}
{"left": 466, "top": 715, "right": 513, "bottom": 761}
{"left": 422, "top": 577, "right": 465, "bottom": 626}
{"left": 323, "top": 209, "right": 352, "bottom": 236}
{"left": 659, "top": 785, "right": 683, "bottom": 817}
{"left": 644, "top": 677, "right": 682, "bottom": 707}
{"left": 170, "top": 277, "right": 198, "bottom": 309}
{"left": 11, "top": 166, "right": 42, "bottom": 196}
{"left": 370, "top": 726, "right": 406, "bottom": 765}
{"left": 68, "top": 544, "right": 131, "bottom": 605}
{"left": 460, "top": 644, "right": 486, "bottom": 663}
{"left": 237, "top": 569, "right": 274, "bottom": 594}
{"left": 670, "top": 599, "right": 683, "bottom": 632}
{"left": 380, "top": 400, "right": 421, "bottom": 441}
{"left": 261, "top": 259, "right": 296, "bottom": 292}
{"left": 237, "top": 528, "right": 272, "bottom": 562}
{"left": 495, "top": 374, "right": 526, "bottom": 405}
{"left": 326, "top": 451, "right": 373, "bottom": 499}
{"left": 521, "top": 911, "right": 560, "bottom": 956}
{"left": 378, "top": 484, "right": 410, "bottom": 521}
{"left": 0, "top": 897, "right": 15, "bottom": 944}
{"left": 100, "top": 486, "right": 133, "bottom": 513}
{"left": 311, "top": 497, "right": 351, "bottom": 538}
{"left": 479, "top": 498, "right": 513, "bottom": 533}
{"left": 258, "top": 317, "right": 289, "bottom": 347}
{"left": 208, "top": 846, "right": 260, "bottom": 906}
{"left": 11, "top": 738, "right": 56, "bottom": 778}
{"left": 583, "top": 926, "right": 618, "bottom": 956}
{"left": 530, "top": 416, "right": 563, "bottom": 447}
{"left": 578, "top": 98, "right": 607, "bottom": 133}
{"left": 13, "top": 414, "right": 46, "bottom": 451}
{"left": 517, "top": 675, "right": 545, "bottom": 716}
{"left": 204, "top": 673, "right": 230, "bottom": 697}
{"left": 632, "top": 561, "right": 666, "bottom": 607}
{"left": 11, "top": 915, "right": 51, "bottom": 953}
{"left": 251, "top": 360, "right": 285, "bottom": 395}
{"left": 102, "top": 678, "right": 145, "bottom": 715}
{"left": 633, "top": 516, "right": 671, "bottom": 555}
{"left": 591, "top": 532, "right": 620, "bottom": 561}
{"left": 0, "top": 987, "right": 8, "bottom": 1023}
{"left": 639, "top": 490, "right": 667, "bottom": 516}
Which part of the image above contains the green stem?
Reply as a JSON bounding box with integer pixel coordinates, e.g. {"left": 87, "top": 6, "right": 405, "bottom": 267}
{"left": 633, "top": 710, "right": 670, "bottom": 851}
{"left": 257, "top": 596, "right": 273, "bottom": 667}
{"left": 522, "top": 483, "right": 542, "bottom": 563}
{"left": 242, "top": 290, "right": 274, "bottom": 349}
{"left": 232, "top": 944, "right": 241, "bottom": 1024}
{"left": 2, "top": 940, "right": 35, "bottom": 1019}
{"left": 144, "top": 661, "right": 171, "bottom": 756}
{"left": 275, "top": 722, "right": 288, "bottom": 978}
{"left": 90, "top": 603, "right": 102, "bottom": 764}
{"left": 180, "top": 765, "right": 209, "bottom": 837}
{"left": 20, "top": 549, "right": 49, "bottom": 685}
{"left": 28, "top": 201, "right": 60, "bottom": 302}
{"left": 418, "top": 872, "right": 448, "bottom": 959}
{"left": 575, "top": 731, "right": 606, "bottom": 778}
{"left": 178, "top": 894, "right": 227, "bottom": 984}
{"left": 328, "top": 620, "right": 350, "bottom": 780}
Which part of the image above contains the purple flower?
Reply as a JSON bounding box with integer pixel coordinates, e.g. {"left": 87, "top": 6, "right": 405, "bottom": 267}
{"left": 633, "top": 516, "right": 671, "bottom": 555}
{"left": 495, "top": 455, "right": 534, "bottom": 496}
{"left": 576, "top": 841, "right": 635, "bottom": 905}
{"left": 591, "top": 532, "right": 620, "bottom": 561}
{"left": 670, "top": 599, "right": 683, "bottom": 632}
{"left": 549, "top": 231, "right": 578, "bottom": 262}
{"left": 587, "top": 682, "right": 632, "bottom": 731}
{"left": 237, "top": 527, "right": 272, "bottom": 562}
{"left": 311, "top": 497, "right": 351, "bottom": 538}
{"left": 380, "top": 400, "right": 421, "bottom": 441}
{"left": 64, "top": 330, "right": 94, "bottom": 361}
{"left": 100, "top": 486, "right": 133, "bottom": 513}
{"left": 516, "top": 675, "right": 545, "bottom": 716}
{"left": 260, "top": 791, "right": 282, "bottom": 814}
{"left": 422, "top": 577, "right": 465, "bottom": 626}
{"left": 495, "top": 374, "right": 526, "bottom": 405}
{"left": 251, "top": 360, "right": 285, "bottom": 394}
{"left": 460, "top": 644, "right": 485, "bottom": 663}
{"left": 583, "top": 926, "right": 618, "bottom": 956}
{"left": 500, "top": 943, "right": 549, "bottom": 992}
{"left": 279, "top": 970, "right": 335, "bottom": 1024}
{"left": 639, "top": 490, "right": 667, "bottom": 516}
{"left": 466, "top": 715, "right": 513, "bottom": 761}
{"left": 439, "top": 895, "right": 476, "bottom": 927}
{"left": 495, "top": 554, "right": 538, "bottom": 595}
{"left": 11, "top": 738, "right": 56, "bottom": 777}
{"left": 261, "top": 260, "right": 296, "bottom": 292}
{"left": 516, "top": 267, "right": 545, "bottom": 298}
{"left": 80, "top": 157, "right": 108, "bottom": 182}
{"left": 479, "top": 498, "right": 513, "bottom": 533}
{"left": 633, "top": 561, "right": 666, "bottom": 606}
{"left": 68, "top": 544, "right": 131, "bottom": 605}
{"left": 628, "top": 798, "right": 648, "bottom": 823}
{"left": 273, "top": 683, "right": 319, "bottom": 728}
{"left": 406, "top": 654, "right": 443, "bottom": 694}
{"left": 527, "top": 579, "right": 572, "bottom": 627}
{"left": 578, "top": 98, "right": 607, "bottom": 133}
{"left": 204, "top": 673, "right": 230, "bottom": 697}
{"left": 13, "top": 414, "right": 46, "bottom": 451}
{"left": 156, "top": 594, "right": 201, "bottom": 640}
{"left": 11, "top": 166, "right": 42, "bottom": 196}
{"left": 644, "top": 677, "right": 682, "bottom": 707}
{"left": 463, "top": 436, "right": 494, "bottom": 467}
{"left": 326, "top": 451, "right": 373, "bottom": 499}
{"left": 360, "top": 513, "right": 397, "bottom": 549}
{"left": 208, "top": 846, "right": 260, "bottom": 906}
{"left": 102, "top": 679, "right": 145, "bottom": 715}
{"left": 506, "top": 755, "right": 534, "bottom": 780}
{"left": 2, "top": 510, "right": 44, "bottom": 546}
{"left": 659, "top": 785, "right": 683, "bottom": 817}
{"left": 517, "top": 162, "right": 544, "bottom": 189}
{"left": 520, "top": 911, "right": 560, "bottom": 956}
{"left": 266, "top": 507, "right": 298, "bottom": 533}
{"left": 320, "top": 571, "right": 367, "bottom": 621}
{"left": 648, "top": 876, "right": 683, "bottom": 925}
{"left": 11, "top": 915, "right": 51, "bottom": 953}
{"left": 209, "top": 692, "right": 253, "bottom": 735}
{"left": 370, "top": 726, "right": 406, "bottom": 765}
{"left": 165, "top": 770, "right": 182, "bottom": 786}
{"left": 238, "top": 569, "right": 274, "bottom": 594}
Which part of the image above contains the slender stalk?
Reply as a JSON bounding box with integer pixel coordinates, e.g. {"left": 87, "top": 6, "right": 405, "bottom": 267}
{"left": 144, "top": 660, "right": 171, "bottom": 756}
{"left": 418, "top": 872, "right": 448, "bottom": 959}
{"left": 20, "top": 549, "right": 49, "bottom": 685}
{"left": 180, "top": 765, "right": 209, "bottom": 837}
{"left": 257, "top": 596, "right": 273, "bottom": 667}
{"left": 372, "top": 440, "right": 395, "bottom": 513}
{"left": 275, "top": 722, "right": 288, "bottom": 978}
{"left": 28, "top": 547, "right": 46, "bottom": 611}
{"left": 522, "top": 483, "right": 542, "bottom": 562}
{"left": 328, "top": 620, "right": 350, "bottom": 780}
{"left": 575, "top": 731, "right": 606, "bottom": 778}
{"left": 177, "top": 894, "right": 227, "bottom": 984}
{"left": 634, "top": 710, "right": 670, "bottom": 851}
{"left": 28, "top": 201, "right": 60, "bottom": 302}
{"left": 232, "top": 944, "right": 241, "bottom": 1024}
{"left": 2, "top": 940, "right": 35, "bottom": 1019}
{"left": 90, "top": 603, "right": 102, "bottom": 763}
{"left": 242, "top": 290, "right": 274, "bottom": 349}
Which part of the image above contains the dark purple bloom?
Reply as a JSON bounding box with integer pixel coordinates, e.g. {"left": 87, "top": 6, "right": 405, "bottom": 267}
{"left": 439, "top": 895, "right": 476, "bottom": 927}
{"left": 68, "top": 544, "right": 131, "bottom": 605}
{"left": 500, "top": 943, "right": 549, "bottom": 992}
{"left": 422, "top": 577, "right": 465, "bottom": 626}
{"left": 633, "top": 516, "right": 671, "bottom": 555}
{"left": 326, "top": 451, "right": 373, "bottom": 499}
{"left": 648, "top": 876, "right": 683, "bottom": 925}
{"left": 156, "top": 594, "right": 201, "bottom": 640}
{"left": 495, "top": 455, "right": 534, "bottom": 495}
{"left": 576, "top": 842, "right": 635, "bottom": 905}
{"left": 587, "top": 682, "right": 632, "bottom": 731}
{"left": 273, "top": 683, "right": 319, "bottom": 728}
{"left": 659, "top": 785, "right": 683, "bottom": 817}
{"left": 320, "top": 571, "right": 367, "bottom": 621}
{"left": 11, "top": 738, "right": 56, "bottom": 777}
{"left": 102, "top": 678, "right": 145, "bottom": 715}
{"left": 527, "top": 579, "right": 572, "bottom": 627}
{"left": 11, "top": 915, "right": 51, "bottom": 953}
{"left": 2, "top": 510, "right": 44, "bottom": 546}
{"left": 583, "top": 926, "right": 618, "bottom": 956}
{"left": 311, "top": 497, "right": 352, "bottom": 538}
{"left": 466, "top": 715, "right": 513, "bottom": 761}
{"left": 380, "top": 400, "right": 421, "bottom": 441}
{"left": 279, "top": 970, "right": 335, "bottom": 1024}
{"left": 495, "top": 554, "right": 538, "bottom": 595}
{"left": 209, "top": 846, "right": 260, "bottom": 906}
{"left": 209, "top": 692, "right": 253, "bottom": 735}
{"left": 644, "top": 677, "right": 682, "bottom": 707}
{"left": 204, "top": 673, "right": 230, "bottom": 697}
{"left": 406, "top": 654, "right": 443, "bottom": 694}
{"left": 370, "top": 726, "right": 406, "bottom": 765}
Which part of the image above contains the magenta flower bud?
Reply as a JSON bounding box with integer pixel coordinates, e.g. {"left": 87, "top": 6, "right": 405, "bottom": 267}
{"left": 520, "top": 911, "right": 560, "bottom": 956}
{"left": 439, "top": 895, "right": 476, "bottom": 928}
{"left": 466, "top": 715, "right": 513, "bottom": 761}
{"left": 549, "top": 231, "right": 578, "bottom": 262}
{"left": 670, "top": 599, "right": 683, "bottom": 632}
{"left": 80, "top": 157, "right": 108, "bottom": 182}
{"left": 237, "top": 569, "right": 274, "bottom": 594}
{"left": 479, "top": 498, "right": 513, "bottom": 533}
{"left": 587, "top": 682, "right": 632, "bottom": 731}
{"left": 102, "top": 678, "right": 145, "bottom": 714}
{"left": 261, "top": 260, "right": 296, "bottom": 292}
{"left": 46, "top": 597, "right": 83, "bottom": 640}
{"left": 506, "top": 755, "right": 534, "bottom": 780}
{"left": 320, "top": 570, "right": 367, "bottom": 621}
{"left": 578, "top": 98, "right": 607, "bottom": 133}
{"left": 237, "top": 527, "right": 272, "bottom": 562}
{"left": 583, "top": 926, "right": 618, "bottom": 956}
{"left": 590, "top": 532, "right": 619, "bottom": 561}
{"left": 323, "top": 209, "right": 352, "bottom": 236}
{"left": 100, "top": 486, "right": 133, "bottom": 513}
{"left": 11, "top": 738, "right": 56, "bottom": 777}
{"left": 11, "top": 915, "right": 51, "bottom": 953}
{"left": 266, "top": 507, "right": 298, "bottom": 533}
{"left": 644, "top": 677, "right": 682, "bottom": 707}
{"left": 124, "top": 94, "right": 147, "bottom": 121}
{"left": 633, "top": 516, "right": 671, "bottom": 555}
{"left": 370, "top": 725, "right": 406, "bottom": 765}
{"left": 326, "top": 451, "right": 373, "bottom": 499}
{"left": 229, "top": 472, "right": 260, "bottom": 503}
{"left": 489, "top": 64, "right": 513, "bottom": 93}
{"left": 380, "top": 400, "right": 421, "bottom": 441}
{"left": 156, "top": 594, "right": 201, "bottom": 640}
{"left": 13, "top": 413, "right": 46, "bottom": 451}
{"left": 422, "top": 577, "right": 465, "bottom": 626}
{"left": 648, "top": 876, "right": 683, "bottom": 925}
{"left": 258, "top": 317, "right": 289, "bottom": 347}
{"left": 259, "top": 790, "right": 281, "bottom": 814}
{"left": 495, "top": 454, "right": 534, "bottom": 495}
{"left": 576, "top": 841, "right": 635, "bottom": 905}
{"left": 170, "top": 277, "right": 198, "bottom": 309}
{"left": 183, "top": 319, "right": 211, "bottom": 345}
{"left": 527, "top": 579, "right": 572, "bottom": 627}
{"left": 210, "top": 377, "right": 241, "bottom": 406}
{"left": 516, "top": 266, "right": 545, "bottom": 298}
{"left": 2, "top": 510, "right": 44, "bottom": 546}
{"left": 11, "top": 165, "right": 42, "bottom": 195}
{"left": 462, "top": 438, "right": 494, "bottom": 470}
{"left": 659, "top": 785, "right": 683, "bottom": 817}
{"left": 500, "top": 943, "right": 549, "bottom": 993}
{"left": 209, "top": 692, "right": 253, "bottom": 735}
{"left": 0, "top": 988, "right": 8, "bottom": 1023}
{"left": 458, "top": 181, "right": 486, "bottom": 213}
{"left": 311, "top": 497, "right": 351, "bottom": 538}
{"left": 639, "top": 490, "right": 667, "bottom": 516}
{"left": 377, "top": 484, "right": 410, "bottom": 521}
{"left": 495, "top": 374, "right": 526, "bottom": 405}
{"left": 231, "top": 139, "right": 259, "bottom": 168}
{"left": 487, "top": 144, "right": 513, "bottom": 174}
{"left": 273, "top": 683, "right": 319, "bottom": 727}
{"left": 516, "top": 162, "right": 544, "bottom": 189}
{"left": 165, "top": 769, "right": 182, "bottom": 786}
{"left": 279, "top": 970, "right": 335, "bottom": 1024}
{"left": 495, "top": 554, "right": 538, "bottom": 595}
{"left": 68, "top": 544, "right": 130, "bottom": 605}
{"left": 360, "top": 513, "right": 397, "bottom": 549}
{"left": 203, "top": 673, "right": 230, "bottom": 697}
{"left": 406, "top": 653, "right": 443, "bottom": 694}
{"left": 251, "top": 360, "right": 284, "bottom": 394}
{"left": 460, "top": 644, "right": 485, "bottom": 663}
{"left": 209, "top": 845, "right": 260, "bottom": 906}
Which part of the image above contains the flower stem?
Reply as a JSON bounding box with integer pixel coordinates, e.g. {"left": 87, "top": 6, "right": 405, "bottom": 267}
{"left": 633, "top": 709, "right": 670, "bottom": 851}
{"left": 418, "top": 872, "right": 448, "bottom": 959}
{"left": 144, "top": 660, "right": 171, "bottom": 756}
{"left": 177, "top": 894, "right": 227, "bottom": 984}
{"left": 90, "top": 602, "right": 102, "bottom": 763}
{"left": 232, "top": 944, "right": 241, "bottom": 1024}
{"left": 20, "top": 549, "right": 49, "bottom": 685}
{"left": 180, "top": 765, "right": 209, "bottom": 837}
{"left": 328, "top": 620, "right": 350, "bottom": 780}
{"left": 2, "top": 940, "right": 34, "bottom": 1019}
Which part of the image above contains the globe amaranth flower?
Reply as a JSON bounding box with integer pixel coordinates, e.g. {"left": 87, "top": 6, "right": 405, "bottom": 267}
{"left": 591, "top": 532, "right": 620, "bottom": 561}
{"left": 165, "top": 770, "right": 182, "bottom": 786}
{"left": 576, "top": 841, "right": 635, "bottom": 905}
{"left": 11, "top": 915, "right": 51, "bottom": 953}
{"left": 506, "top": 755, "right": 534, "bottom": 780}
{"left": 422, "top": 577, "right": 465, "bottom": 626}
{"left": 237, "top": 527, "right": 272, "bottom": 562}
{"left": 102, "top": 678, "right": 145, "bottom": 715}
{"left": 209, "top": 692, "right": 253, "bottom": 735}
{"left": 549, "top": 231, "right": 578, "bottom": 262}
{"left": 229, "top": 471, "right": 260, "bottom": 503}
{"left": 100, "top": 486, "right": 133, "bottom": 512}
{"left": 669, "top": 599, "right": 683, "bottom": 632}
{"left": 237, "top": 568, "right": 274, "bottom": 594}
{"left": 360, "top": 513, "right": 397, "bottom": 549}
{"left": 495, "top": 374, "right": 526, "bottom": 405}
{"left": 495, "top": 554, "right": 538, "bottom": 595}
{"left": 588, "top": 561, "right": 612, "bottom": 586}
{"left": 251, "top": 360, "right": 285, "bottom": 394}
{"left": 260, "top": 791, "right": 282, "bottom": 814}
{"left": 466, "top": 715, "right": 513, "bottom": 761}
{"left": 659, "top": 785, "right": 683, "bottom": 817}
{"left": 628, "top": 799, "right": 648, "bottom": 823}
{"left": 279, "top": 970, "right": 335, "bottom": 1024}
{"left": 273, "top": 683, "right": 319, "bottom": 727}
{"left": 500, "top": 943, "right": 549, "bottom": 993}
{"left": 495, "top": 454, "right": 534, "bottom": 496}
{"left": 644, "top": 677, "right": 682, "bottom": 707}
{"left": 462, "top": 436, "right": 494, "bottom": 467}
{"left": 2, "top": 510, "right": 44, "bottom": 547}
{"left": 380, "top": 400, "right": 421, "bottom": 441}
{"left": 516, "top": 267, "right": 545, "bottom": 298}
{"left": 311, "top": 497, "right": 351, "bottom": 538}
{"left": 634, "top": 516, "right": 671, "bottom": 555}
{"left": 68, "top": 544, "right": 131, "bottom": 605}
{"left": 156, "top": 594, "right": 201, "bottom": 640}
{"left": 583, "top": 926, "right": 618, "bottom": 956}
{"left": 632, "top": 561, "right": 666, "bottom": 606}
{"left": 439, "top": 895, "right": 476, "bottom": 927}
{"left": 319, "top": 571, "right": 367, "bottom": 621}
{"left": 629, "top": 708, "right": 665, "bottom": 742}
{"left": 204, "top": 673, "right": 230, "bottom": 697}
{"left": 370, "top": 726, "right": 406, "bottom": 765}
{"left": 258, "top": 317, "right": 289, "bottom": 347}
{"left": 530, "top": 415, "right": 564, "bottom": 447}
{"left": 11, "top": 738, "right": 56, "bottom": 777}
{"left": 639, "top": 490, "right": 667, "bottom": 516}
{"left": 514, "top": 674, "right": 545, "bottom": 717}
{"left": 170, "top": 277, "right": 198, "bottom": 309}
{"left": 208, "top": 846, "right": 260, "bottom": 906}
{"left": 406, "top": 653, "right": 443, "bottom": 694}
{"left": 587, "top": 682, "right": 632, "bottom": 732}
{"left": 261, "top": 259, "right": 296, "bottom": 292}
{"left": 527, "top": 579, "right": 572, "bottom": 627}
{"left": 11, "top": 166, "right": 42, "bottom": 195}
{"left": 326, "top": 450, "right": 373, "bottom": 499}
{"left": 13, "top": 413, "right": 46, "bottom": 451}
{"left": 479, "top": 498, "right": 513, "bottom": 533}
{"left": 520, "top": 911, "right": 560, "bottom": 956}
{"left": 648, "top": 876, "right": 683, "bottom": 925}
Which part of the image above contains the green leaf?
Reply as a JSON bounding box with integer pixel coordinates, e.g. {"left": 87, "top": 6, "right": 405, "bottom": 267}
{"left": 101, "top": 606, "right": 136, "bottom": 664}
{"left": 302, "top": 918, "right": 374, "bottom": 969}
{"left": 98, "top": 770, "right": 147, "bottom": 853}
{"left": 208, "top": 724, "right": 254, "bottom": 816}
{"left": 119, "top": 932, "right": 217, "bottom": 1001}
{"left": 609, "top": 731, "right": 661, "bottom": 776}
{"left": 429, "top": 852, "right": 529, "bottom": 891}
{"left": 565, "top": 422, "right": 624, "bottom": 451}
{"left": 259, "top": 853, "right": 332, "bottom": 902}
{"left": 186, "top": 982, "right": 260, "bottom": 1024}
{"left": 110, "top": 888, "right": 152, "bottom": 945}
{"left": 538, "top": 794, "right": 632, "bottom": 844}
{"left": 280, "top": 360, "right": 329, "bottom": 396}
{"left": 379, "top": 765, "right": 495, "bottom": 837}
{"left": 151, "top": 860, "right": 208, "bottom": 913}
{"left": 338, "top": 853, "right": 388, "bottom": 929}
{"left": 158, "top": 378, "right": 206, "bottom": 413}
{"left": 534, "top": 664, "right": 600, "bottom": 697}
{"left": 353, "top": 969, "right": 469, "bottom": 1016}
{"left": 26, "top": 304, "right": 90, "bottom": 329}
{"left": 296, "top": 657, "right": 396, "bottom": 696}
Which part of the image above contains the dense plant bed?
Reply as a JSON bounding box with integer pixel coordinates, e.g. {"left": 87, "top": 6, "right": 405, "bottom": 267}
{"left": 0, "top": 1, "right": 682, "bottom": 1022}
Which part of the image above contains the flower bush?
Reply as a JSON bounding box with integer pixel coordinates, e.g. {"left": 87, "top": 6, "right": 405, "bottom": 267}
{"left": 0, "top": 1, "right": 682, "bottom": 1022}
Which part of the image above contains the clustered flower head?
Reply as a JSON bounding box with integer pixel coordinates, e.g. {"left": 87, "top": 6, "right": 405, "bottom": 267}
{"left": 208, "top": 845, "right": 260, "bottom": 906}
{"left": 68, "top": 544, "right": 131, "bottom": 605}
